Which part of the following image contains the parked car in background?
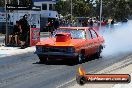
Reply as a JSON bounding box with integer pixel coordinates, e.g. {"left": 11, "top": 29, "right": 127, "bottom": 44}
{"left": 35, "top": 27, "right": 105, "bottom": 64}
{"left": 122, "top": 18, "right": 128, "bottom": 22}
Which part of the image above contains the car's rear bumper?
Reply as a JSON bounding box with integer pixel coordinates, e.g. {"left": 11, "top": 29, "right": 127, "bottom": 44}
{"left": 35, "top": 51, "right": 78, "bottom": 59}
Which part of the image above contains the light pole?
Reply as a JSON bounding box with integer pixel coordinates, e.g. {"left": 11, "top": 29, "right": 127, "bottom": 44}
{"left": 17, "top": 0, "right": 19, "bottom": 5}
{"left": 5, "top": 0, "right": 8, "bottom": 45}
{"left": 71, "top": 0, "right": 72, "bottom": 24}
{"left": 5, "top": 0, "right": 11, "bottom": 45}
{"left": 100, "top": 0, "right": 102, "bottom": 30}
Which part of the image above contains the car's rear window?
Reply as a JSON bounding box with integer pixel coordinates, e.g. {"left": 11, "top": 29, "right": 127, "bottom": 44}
{"left": 53, "top": 29, "right": 86, "bottom": 39}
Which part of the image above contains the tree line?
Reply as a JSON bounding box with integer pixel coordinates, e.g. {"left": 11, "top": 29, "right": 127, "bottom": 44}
{"left": 0, "top": 0, "right": 132, "bottom": 21}
{"left": 55, "top": 0, "right": 132, "bottom": 21}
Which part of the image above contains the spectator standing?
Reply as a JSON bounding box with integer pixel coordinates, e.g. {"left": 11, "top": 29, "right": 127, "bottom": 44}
{"left": 111, "top": 19, "right": 114, "bottom": 25}
{"left": 19, "top": 14, "right": 30, "bottom": 49}
{"left": 89, "top": 18, "right": 93, "bottom": 27}
{"left": 82, "top": 20, "right": 87, "bottom": 27}
{"left": 54, "top": 19, "right": 59, "bottom": 29}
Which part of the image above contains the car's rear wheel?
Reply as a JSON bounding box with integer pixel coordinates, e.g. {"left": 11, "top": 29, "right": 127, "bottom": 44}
{"left": 95, "top": 45, "right": 103, "bottom": 58}
{"left": 38, "top": 55, "right": 47, "bottom": 63}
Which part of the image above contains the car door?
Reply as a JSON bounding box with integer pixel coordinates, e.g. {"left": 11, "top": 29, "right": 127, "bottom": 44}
{"left": 85, "top": 29, "right": 94, "bottom": 56}
{"left": 89, "top": 29, "right": 99, "bottom": 54}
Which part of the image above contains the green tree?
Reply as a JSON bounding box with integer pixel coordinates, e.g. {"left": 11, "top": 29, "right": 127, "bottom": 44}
{"left": 94, "top": 0, "right": 131, "bottom": 21}
{"left": 73, "top": 0, "right": 90, "bottom": 17}
{"left": 0, "top": 0, "right": 5, "bottom": 7}
{"left": 55, "top": 0, "right": 93, "bottom": 17}
{"left": 114, "top": 0, "right": 129, "bottom": 21}
{"left": 55, "top": 0, "right": 71, "bottom": 16}
{"left": 0, "top": 0, "right": 33, "bottom": 7}
{"left": 19, "top": 0, "right": 33, "bottom": 5}
{"left": 127, "top": 0, "right": 132, "bottom": 15}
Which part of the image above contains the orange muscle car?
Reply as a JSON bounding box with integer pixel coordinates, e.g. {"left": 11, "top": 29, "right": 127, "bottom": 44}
{"left": 35, "top": 27, "right": 105, "bottom": 64}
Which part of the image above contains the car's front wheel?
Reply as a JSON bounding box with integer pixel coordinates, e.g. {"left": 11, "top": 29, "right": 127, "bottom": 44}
{"left": 38, "top": 55, "right": 47, "bottom": 63}
{"left": 76, "top": 54, "right": 85, "bottom": 64}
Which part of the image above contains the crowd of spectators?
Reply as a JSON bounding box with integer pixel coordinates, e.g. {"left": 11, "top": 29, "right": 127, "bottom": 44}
{"left": 46, "top": 19, "right": 59, "bottom": 35}
{"left": 58, "top": 17, "right": 115, "bottom": 27}
{"left": 7, "top": 14, "right": 30, "bottom": 49}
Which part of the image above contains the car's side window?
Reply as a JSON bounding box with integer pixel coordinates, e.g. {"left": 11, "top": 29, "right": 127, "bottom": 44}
{"left": 87, "top": 30, "right": 92, "bottom": 40}
{"left": 90, "top": 29, "right": 98, "bottom": 39}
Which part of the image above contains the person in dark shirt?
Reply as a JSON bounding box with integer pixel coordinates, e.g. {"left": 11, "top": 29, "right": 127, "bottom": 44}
{"left": 54, "top": 19, "right": 59, "bottom": 29}
{"left": 89, "top": 18, "right": 93, "bottom": 27}
{"left": 111, "top": 19, "right": 114, "bottom": 25}
{"left": 82, "top": 20, "right": 87, "bottom": 27}
{"left": 19, "top": 14, "right": 30, "bottom": 48}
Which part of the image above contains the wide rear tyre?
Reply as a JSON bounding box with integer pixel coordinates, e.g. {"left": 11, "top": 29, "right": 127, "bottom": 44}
{"left": 95, "top": 46, "right": 103, "bottom": 58}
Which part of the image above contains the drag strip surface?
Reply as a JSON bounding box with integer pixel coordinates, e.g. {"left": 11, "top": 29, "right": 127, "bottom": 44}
{"left": 0, "top": 51, "right": 131, "bottom": 88}
{"left": 1, "top": 21, "right": 132, "bottom": 88}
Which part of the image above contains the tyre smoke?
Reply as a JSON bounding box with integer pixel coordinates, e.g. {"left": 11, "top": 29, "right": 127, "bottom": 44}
{"left": 101, "top": 20, "right": 132, "bottom": 57}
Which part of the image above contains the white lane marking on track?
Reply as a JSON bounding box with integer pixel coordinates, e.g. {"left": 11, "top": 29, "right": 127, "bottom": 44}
{"left": 56, "top": 78, "right": 76, "bottom": 88}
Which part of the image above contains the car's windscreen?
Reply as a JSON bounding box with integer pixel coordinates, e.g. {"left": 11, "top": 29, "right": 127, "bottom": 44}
{"left": 53, "top": 29, "right": 86, "bottom": 39}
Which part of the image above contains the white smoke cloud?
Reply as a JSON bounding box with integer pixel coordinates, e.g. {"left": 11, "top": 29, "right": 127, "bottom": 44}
{"left": 101, "top": 20, "right": 132, "bottom": 57}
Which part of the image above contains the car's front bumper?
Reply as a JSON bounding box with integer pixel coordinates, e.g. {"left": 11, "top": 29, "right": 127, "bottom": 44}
{"left": 34, "top": 51, "right": 78, "bottom": 59}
